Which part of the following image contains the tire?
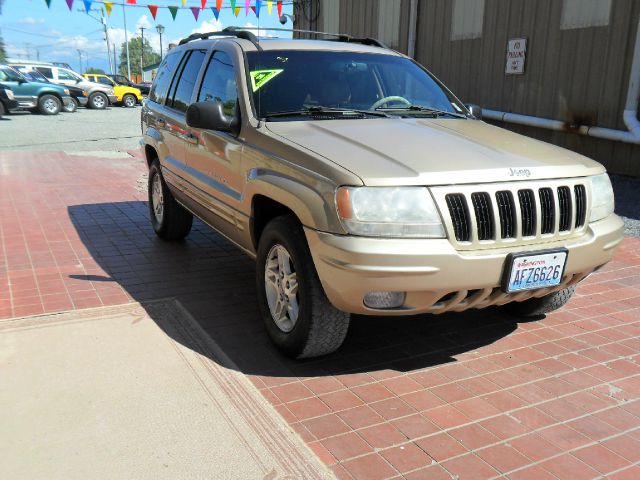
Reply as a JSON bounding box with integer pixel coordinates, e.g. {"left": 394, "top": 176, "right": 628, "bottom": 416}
{"left": 38, "top": 94, "right": 61, "bottom": 115}
{"left": 504, "top": 285, "right": 576, "bottom": 317}
{"left": 88, "top": 92, "right": 108, "bottom": 109}
{"left": 0, "top": 101, "right": 5, "bottom": 118}
{"left": 148, "top": 161, "right": 193, "bottom": 240}
{"left": 122, "top": 94, "right": 136, "bottom": 108}
{"left": 63, "top": 98, "right": 78, "bottom": 113}
{"left": 256, "top": 215, "right": 350, "bottom": 359}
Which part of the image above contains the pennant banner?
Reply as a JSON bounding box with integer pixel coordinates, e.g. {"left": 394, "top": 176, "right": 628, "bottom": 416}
{"left": 234, "top": 6, "right": 240, "bottom": 17}
{"left": 104, "top": 1, "right": 113, "bottom": 15}
{"left": 201, "top": 0, "right": 207, "bottom": 10}
{"left": 168, "top": 5, "right": 178, "bottom": 20}
{"left": 245, "top": 0, "right": 250, "bottom": 16}
{"left": 83, "top": 0, "right": 92, "bottom": 13}
{"left": 216, "top": 0, "right": 223, "bottom": 11}
{"left": 267, "top": 0, "right": 272, "bottom": 15}
{"left": 211, "top": 6, "right": 220, "bottom": 20}
{"left": 190, "top": 6, "right": 200, "bottom": 20}
{"left": 148, "top": 4, "right": 158, "bottom": 19}
{"left": 65, "top": 0, "right": 74, "bottom": 10}
{"left": 45, "top": 0, "right": 52, "bottom": 8}
{"left": 277, "top": 0, "right": 283, "bottom": 18}
{"left": 255, "top": 0, "right": 261, "bottom": 17}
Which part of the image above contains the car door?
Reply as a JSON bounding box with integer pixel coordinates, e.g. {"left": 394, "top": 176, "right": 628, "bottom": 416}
{"left": 0, "top": 66, "right": 31, "bottom": 103}
{"left": 184, "top": 49, "right": 246, "bottom": 244}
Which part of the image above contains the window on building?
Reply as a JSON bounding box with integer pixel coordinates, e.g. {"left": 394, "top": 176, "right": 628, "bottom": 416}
{"left": 198, "top": 51, "right": 238, "bottom": 118}
{"left": 149, "top": 51, "right": 182, "bottom": 105}
{"left": 169, "top": 49, "right": 207, "bottom": 112}
{"left": 451, "top": 0, "right": 485, "bottom": 40}
{"left": 560, "top": 0, "right": 611, "bottom": 30}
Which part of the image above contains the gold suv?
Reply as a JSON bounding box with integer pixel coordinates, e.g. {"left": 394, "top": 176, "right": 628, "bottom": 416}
{"left": 141, "top": 28, "right": 624, "bottom": 358}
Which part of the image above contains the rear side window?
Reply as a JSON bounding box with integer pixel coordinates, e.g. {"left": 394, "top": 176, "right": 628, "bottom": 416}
{"left": 169, "top": 49, "right": 207, "bottom": 112}
{"left": 198, "top": 51, "right": 238, "bottom": 117}
{"left": 97, "top": 77, "right": 114, "bottom": 86}
{"left": 36, "top": 67, "right": 53, "bottom": 78}
{"left": 149, "top": 51, "right": 182, "bottom": 104}
{"left": 58, "top": 69, "right": 77, "bottom": 81}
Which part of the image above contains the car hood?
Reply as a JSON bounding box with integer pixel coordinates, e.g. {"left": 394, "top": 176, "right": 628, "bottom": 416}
{"left": 265, "top": 118, "right": 604, "bottom": 186}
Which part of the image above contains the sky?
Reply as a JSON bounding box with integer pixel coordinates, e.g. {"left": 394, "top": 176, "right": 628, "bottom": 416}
{"left": 0, "top": 0, "right": 294, "bottom": 73}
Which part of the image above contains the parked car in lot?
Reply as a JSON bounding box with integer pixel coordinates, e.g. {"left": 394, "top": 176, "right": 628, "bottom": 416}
{"left": 0, "top": 84, "right": 19, "bottom": 118}
{"left": 17, "top": 69, "right": 86, "bottom": 112}
{"left": 9, "top": 62, "right": 117, "bottom": 109}
{"left": 0, "top": 64, "right": 73, "bottom": 115}
{"left": 109, "top": 74, "right": 151, "bottom": 96}
{"left": 141, "top": 29, "right": 624, "bottom": 358}
{"left": 83, "top": 73, "right": 143, "bottom": 107}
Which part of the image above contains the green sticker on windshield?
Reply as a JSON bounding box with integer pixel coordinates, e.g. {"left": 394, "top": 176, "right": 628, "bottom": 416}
{"left": 250, "top": 69, "right": 284, "bottom": 92}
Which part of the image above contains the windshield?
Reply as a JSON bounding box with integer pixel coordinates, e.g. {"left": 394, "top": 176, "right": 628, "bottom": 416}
{"left": 0, "top": 65, "right": 27, "bottom": 82}
{"left": 246, "top": 50, "right": 465, "bottom": 119}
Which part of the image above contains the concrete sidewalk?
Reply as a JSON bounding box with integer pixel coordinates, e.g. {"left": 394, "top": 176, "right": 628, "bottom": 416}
{"left": 0, "top": 299, "right": 331, "bottom": 480}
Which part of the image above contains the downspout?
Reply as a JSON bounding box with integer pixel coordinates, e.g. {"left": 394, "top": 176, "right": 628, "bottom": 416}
{"left": 483, "top": 16, "right": 640, "bottom": 145}
{"left": 407, "top": 0, "right": 418, "bottom": 58}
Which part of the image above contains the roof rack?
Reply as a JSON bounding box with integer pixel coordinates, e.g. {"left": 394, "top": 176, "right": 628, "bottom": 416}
{"left": 177, "top": 26, "right": 388, "bottom": 50}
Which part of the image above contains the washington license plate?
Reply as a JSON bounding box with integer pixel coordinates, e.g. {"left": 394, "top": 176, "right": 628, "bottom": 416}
{"left": 503, "top": 250, "right": 568, "bottom": 293}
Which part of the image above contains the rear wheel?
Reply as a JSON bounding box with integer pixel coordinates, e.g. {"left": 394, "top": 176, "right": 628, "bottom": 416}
{"left": 63, "top": 98, "right": 78, "bottom": 113}
{"left": 38, "top": 94, "right": 61, "bottom": 115}
{"left": 123, "top": 94, "right": 136, "bottom": 108}
{"left": 148, "top": 161, "right": 193, "bottom": 240}
{"left": 256, "top": 215, "right": 350, "bottom": 359}
{"left": 88, "top": 92, "right": 108, "bottom": 109}
{"left": 0, "top": 101, "right": 5, "bottom": 118}
{"left": 504, "top": 285, "right": 576, "bottom": 316}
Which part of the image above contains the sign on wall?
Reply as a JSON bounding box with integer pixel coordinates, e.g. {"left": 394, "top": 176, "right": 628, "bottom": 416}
{"left": 505, "top": 38, "right": 527, "bottom": 74}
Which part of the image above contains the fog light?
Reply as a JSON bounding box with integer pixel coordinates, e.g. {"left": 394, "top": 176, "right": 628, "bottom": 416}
{"left": 363, "top": 291, "right": 406, "bottom": 309}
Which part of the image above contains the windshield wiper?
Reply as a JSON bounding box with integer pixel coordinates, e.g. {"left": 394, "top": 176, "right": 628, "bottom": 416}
{"left": 375, "top": 105, "right": 468, "bottom": 119}
{"left": 264, "top": 106, "right": 393, "bottom": 119}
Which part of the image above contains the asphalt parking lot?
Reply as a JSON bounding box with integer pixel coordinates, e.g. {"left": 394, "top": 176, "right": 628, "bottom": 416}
{"left": 0, "top": 105, "right": 142, "bottom": 152}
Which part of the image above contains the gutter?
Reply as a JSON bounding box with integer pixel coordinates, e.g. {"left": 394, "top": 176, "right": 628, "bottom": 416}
{"left": 484, "top": 17, "right": 640, "bottom": 146}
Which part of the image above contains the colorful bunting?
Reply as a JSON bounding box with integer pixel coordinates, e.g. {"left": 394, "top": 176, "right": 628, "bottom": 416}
{"left": 234, "top": 6, "right": 241, "bottom": 17}
{"left": 190, "top": 6, "right": 200, "bottom": 20}
{"left": 148, "top": 4, "right": 158, "bottom": 19}
{"left": 65, "top": 0, "right": 74, "bottom": 10}
{"left": 211, "top": 6, "right": 220, "bottom": 20}
{"left": 126, "top": 0, "right": 136, "bottom": 4}
{"left": 267, "top": 0, "right": 273, "bottom": 15}
{"left": 245, "top": 0, "right": 250, "bottom": 16}
{"left": 230, "top": 0, "right": 237, "bottom": 11}
{"left": 182, "top": 0, "right": 187, "bottom": 5}
{"left": 104, "top": 1, "right": 113, "bottom": 16}
{"left": 216, "top": 0, "right": 223, "bottom": 11}
{"left": 277, "top": 0, "right": 282, "bottom": 18}
{"left": 254, "top": 0, "right": 261, "bottom": 17}
{"left": 82, "top": 0, "right": 92, "bottom": 13}
{"left": 168, "top": 5, "right": 178, "bottom": 20}
{"left": 44, "top": 0, "right": 52, "bottom": 8}
{"left": 201, "top": 0, "right": 207, "bottom": 10}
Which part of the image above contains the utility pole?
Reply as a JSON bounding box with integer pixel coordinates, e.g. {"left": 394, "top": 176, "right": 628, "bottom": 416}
{"left": 123, "top": 2, "right": 131, "bottom": 79}
{"left": 139, "top": 26, "right": 146, "bottom": 82}
{"left": 156, "top": 24, "right": 165, "bottom": 60}
{"left": 77, "top": 49, "right": 83, "bottom": 73}
{"left": 101, "top": 7, "right": 113, "bottom": 74}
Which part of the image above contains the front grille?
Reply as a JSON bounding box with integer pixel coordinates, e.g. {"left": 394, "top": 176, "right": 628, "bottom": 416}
{"left": 442, "top": 182, "right": 586, "bottom": 245}
{"left": 445, "top": 194, "right": 471, "bottom": 241}
{"left": 471, "top": 192, "right": 494, "bottom": 240}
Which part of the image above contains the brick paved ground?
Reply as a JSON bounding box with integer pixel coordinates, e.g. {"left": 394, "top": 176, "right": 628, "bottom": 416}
{"left": 1, "top": 151, "right": 639, "bottom": 479}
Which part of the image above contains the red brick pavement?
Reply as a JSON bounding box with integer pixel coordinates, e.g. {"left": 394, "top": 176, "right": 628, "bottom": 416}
{"left": 1, "top": 151, "right": 639, "bottom": 479}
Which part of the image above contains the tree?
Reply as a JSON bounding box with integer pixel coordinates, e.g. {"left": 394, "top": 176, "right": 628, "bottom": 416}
{"left": 85, "top": 67, "right": 106, "bottom": 74}
{"left": 118, "top": 37, "right": 160, "bottom": 78}
{"left": 0, "top": 34, "right": 6, "bottom": 64}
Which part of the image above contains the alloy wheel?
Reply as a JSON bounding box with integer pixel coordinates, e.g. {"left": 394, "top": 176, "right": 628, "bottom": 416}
{"left": 151, "top": 173, "right": 164, "bottom": 224}
{"left": 264, "top": 244, "right": 300, "bottom": 333}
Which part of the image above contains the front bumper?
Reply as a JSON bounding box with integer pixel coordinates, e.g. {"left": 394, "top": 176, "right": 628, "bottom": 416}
{"left": 108, "top": 94, "right": 118, "bottom": 105}
{"left": 76, "top": 96, "right": 88, "bottom": 107}
{"left": 3, "top": 98, "right": 19, "bottom": 111}
{"left": 305, "top": 214, "right": 625, "bottom": 315}
{"left": 62, "top": 95, "right": 74, "bottom": 108}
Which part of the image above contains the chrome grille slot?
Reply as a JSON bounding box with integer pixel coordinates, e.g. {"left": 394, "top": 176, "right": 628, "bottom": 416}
{"left": 574, "top": 184, "right": 587, "bottom": 228}
{"left": 471, "top": 192, "right": 494, "bottom": 240}
{"left": 445, "top": 193, "right": 471, "bottom": 242}
{"left": 495, "top": 190, "right": 516, "bottom": 238}
{"left": 539, "top": 187, "right": 555, "bottom": 234}
{"left": 518, "top": 189, "right": 536, "bottom": 237}
{"left": 557, "top": 186, "right": 572, "bottom": 231}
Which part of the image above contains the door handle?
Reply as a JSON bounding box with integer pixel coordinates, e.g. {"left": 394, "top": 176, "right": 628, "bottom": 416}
{"left": 155, "top": 117, "right": 166, "bottom": 127}
{"left": 185, "top": 132, "right": 199, "bottom": 145}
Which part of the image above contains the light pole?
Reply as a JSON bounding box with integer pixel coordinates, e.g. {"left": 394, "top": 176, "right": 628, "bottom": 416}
{"left": 156, "top": 24, "right": 165, "bottom": 60}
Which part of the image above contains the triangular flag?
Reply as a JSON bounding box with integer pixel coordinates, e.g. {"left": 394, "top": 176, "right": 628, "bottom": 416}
{"left": 267, "top": 0, "right": 272, "bottom": 15}
{"left": 254, "top": 0, "right": 261, "bottom": 17}
{"left": 168, "top": 6, "right": 179, "bottom": 20}
{"left": 126, "top": 0, "right": 136, "bottom": 4}
{"left": 65, "top": 0, "right": 74, "bottom": 10}
{"left": 216, "top": 0, "right": 223, "bottom": 11}
{"left": 182, "top": 0, "right": 187, "bottom": 5}
{"left": 148, "top": 5, "right": 158, "bottom": 19}
{"left": 230, "top": 0, "right": 236, "bottom": 10}
{"left": 234, "top": 6, "right": 241, "bottom": 17}
{"left": 245, "top": 0, "right": 250, "bottom": 16}
{"left": 250, "top": 6, "right": 255, "bottom": 15}
{"left": 190, "top": 6, "right": 200, "bottom": 20}
{"left": 104, "top": 1, "right": 113, "bottom": 16}
{"left": 83, "top": 0, "right": 92, "bottom": 12}
{"left": 277, "top": 1, "right": 282, "bottom": 18}
{"left": 45, "top": 0, "right": 52, "bottom": 8}
{"left": 201, "top": 0, "right": 207, "bottom": 10}
{"left": 211, "top": 6, "right": 220, "bottom": 20}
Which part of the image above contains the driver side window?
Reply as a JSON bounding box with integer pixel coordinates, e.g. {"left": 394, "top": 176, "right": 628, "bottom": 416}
{"left": 198, "top": 51, "right": 238, "bottom": 117}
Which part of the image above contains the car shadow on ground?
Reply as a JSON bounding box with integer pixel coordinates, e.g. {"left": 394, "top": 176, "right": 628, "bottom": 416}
{"left": 68, "top": 201, "right": 523, "bottom": 379}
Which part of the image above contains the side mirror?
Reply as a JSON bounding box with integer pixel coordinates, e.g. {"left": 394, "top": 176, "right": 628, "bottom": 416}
{"left": 465, "top": 103, "right": 482, "bottom": 120}
{"left": 186, "top": 100, "right": 239, "bottom": 135}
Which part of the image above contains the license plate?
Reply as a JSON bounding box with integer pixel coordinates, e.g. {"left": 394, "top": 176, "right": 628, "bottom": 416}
{"left": 503, "top": 249, "right": 568, "bottom": 293}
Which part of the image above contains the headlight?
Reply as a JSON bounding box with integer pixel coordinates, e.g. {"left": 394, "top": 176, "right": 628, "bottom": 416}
{"left": 5, "top": 89, "right": 14, "bottom": 100}
{"left": 336, "top": 186, "right": 445, "bottom": 238}
{"left": 63, "top": 88, "right": 70, "bottom": 95}
{"left": 83, "top": 91, "right": 88, "bottom": 96}
{"left": 589, "top": 173, "right": 614, "bottom": 222}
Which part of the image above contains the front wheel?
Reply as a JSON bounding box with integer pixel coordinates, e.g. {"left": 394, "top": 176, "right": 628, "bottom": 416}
{"left": 88, "top": 92, "right": 108, "bottom": 109}
{"left": 148, "top": 161, "right": 193, "bottom": 240}
{"left": 504, "top": 285, "right": 576, "bottom": 317}
{"left": 256, "top": 215, "right": 350, "bottom": 359}
{"left": 63, "top": 98, "right": 78, "bottom": 113}
{"left": 38, "top": 94, "right": 61, "bottom": 115}
{"left": 123, "top": 94, "right": 136, "bottom": 108}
